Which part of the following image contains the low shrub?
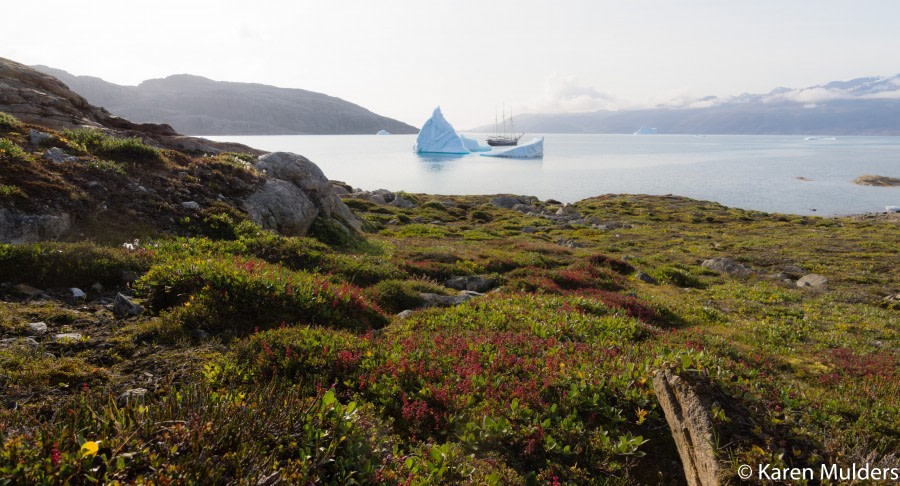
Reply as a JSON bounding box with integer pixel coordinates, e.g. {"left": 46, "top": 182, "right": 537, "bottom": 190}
{"left": 0, "top": 383, "right": 393, "bottom": 484}
{"left": 0, "top": 111, "right": 22, "bottom": 130}
{"left": 0, "top": 137, "right": 28, "bottom": 161}
{"left": 62, "top": 128, "right": 161, "bottom": 163}
{"left": 366, "top": 278, "right": 448, "bottom": 313}
{"left": 650, "top": 264, "right": 707, "bottom": 288}
{"left": 136, "top": 258, "right": 387, "bottom": 335}
{"left": 0, "top": 184, "right": 27, "bottom": 199}
{"left": 85, "top": 159, "right": 126, "bottom": 175}
{"left": 0, "top": 242, "right": 152, "bottom": 288}
{"left": 233, "top": 326, "right": 369, "bottom": 386}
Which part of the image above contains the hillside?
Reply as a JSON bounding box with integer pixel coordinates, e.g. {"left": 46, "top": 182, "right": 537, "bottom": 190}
{"left": 471, "top": 75, "right": 900, "bottom": 135}
{"left": 34, "top": 66, "right": 418, "bottom": 135}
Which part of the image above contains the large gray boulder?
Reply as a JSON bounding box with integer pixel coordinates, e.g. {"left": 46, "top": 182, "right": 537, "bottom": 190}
{"left": 0, "top": 209, "right": 71, "bottom": 243}
{"left": 243, "top": 180, "right": 318, "bottom": 235}
{"left": 244, "top": 152, "right": 363, "bottom": 236}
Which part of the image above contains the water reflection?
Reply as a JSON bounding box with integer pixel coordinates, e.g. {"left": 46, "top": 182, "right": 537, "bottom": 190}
{"left": 416, "top": 153, "right": 466, "bottom": 171}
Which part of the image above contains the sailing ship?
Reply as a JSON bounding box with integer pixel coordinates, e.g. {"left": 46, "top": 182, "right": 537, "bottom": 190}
{"left": 486, "top": 106, "right": 523, "bottom": 146}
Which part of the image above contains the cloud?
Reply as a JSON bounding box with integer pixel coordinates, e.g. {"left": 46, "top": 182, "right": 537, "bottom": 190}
{"left": 528, "top": 75, "right": 621, "bottom": 113}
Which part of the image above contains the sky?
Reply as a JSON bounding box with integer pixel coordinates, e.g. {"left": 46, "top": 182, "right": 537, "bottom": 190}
{"left": 2, "top": 0, "right": 899, "bottom": 128}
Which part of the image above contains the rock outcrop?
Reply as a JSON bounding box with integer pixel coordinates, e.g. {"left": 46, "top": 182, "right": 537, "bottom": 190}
{"left": 244, "top": 152, "right": 363, "bottom": 236}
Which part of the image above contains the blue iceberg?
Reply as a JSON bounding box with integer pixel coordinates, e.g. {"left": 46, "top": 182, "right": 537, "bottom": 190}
{"left": 376, "top": 130, "right": 391, "bottom": 135}
{"left": 481, "top": 137, "right": 544, "bottom": 158}
{"left": 414, "top": 107, "right": 470, "bottom": 154}
{"left": 459, "top": 134, "right": 491, "bottom": 152}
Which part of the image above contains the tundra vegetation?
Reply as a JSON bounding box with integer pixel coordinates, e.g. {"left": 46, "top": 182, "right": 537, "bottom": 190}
{"left": 1, "top": 112, "right": 897, "bottom": 484}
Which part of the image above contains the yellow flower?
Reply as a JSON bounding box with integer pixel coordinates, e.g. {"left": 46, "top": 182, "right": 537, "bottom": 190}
{"left": 635, "top": 407, "right": 648, "bottom": 425}
{"left": 81, "top": 441, "right": 100, "bottom": 458}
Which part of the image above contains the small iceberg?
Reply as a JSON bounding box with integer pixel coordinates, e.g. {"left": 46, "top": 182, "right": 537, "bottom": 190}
{"left": 459, "top": 134, "right": 491, "bottom": 152}
{"left": 376, "top": 130, "right": 391, "bottom": 135}
{"left": 633, "top": 126, "right": 658, "bottom": 135}
{"left": 886, "top": 206, "right": 900, "bottom": 213}
{"left": 804, "top": 136, "right": 836, "bottom": 141}
{"left": 481, "top": 137, "right": 544, "bottom": 158}
{"left": 414, "top": 107, "right": 470, "bottom": 154}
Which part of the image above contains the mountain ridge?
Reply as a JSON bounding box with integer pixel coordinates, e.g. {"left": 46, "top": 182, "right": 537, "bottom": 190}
{"left": 33, "top": 66, "right": 419, "bottom": 136}
{"left": 470, "top": 74, "right": 900, "bottom": 135}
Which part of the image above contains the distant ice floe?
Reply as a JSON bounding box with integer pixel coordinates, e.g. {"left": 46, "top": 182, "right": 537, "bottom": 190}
{"left": 633, "top": 126, "right": 658, "bottom": 135}
{"left": 414, "top": 107, "right": 470, "bottom": 154}
{"left": 376, "top": 130, "right": 391, "bottom": 135}
{"left": 804, "top": 136, "right": 837, "bottom": 141}
{"left": 481, "top": 137, "right": 544, "bottom": 158}
{"left": 886, "top": 206, "right": 900, "bottom": 213}
{"left": 459, "top": 134, "right": 491, "bottom": 152}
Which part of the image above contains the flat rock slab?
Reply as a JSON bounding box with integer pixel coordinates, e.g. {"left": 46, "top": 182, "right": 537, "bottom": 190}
{"left": 796, "top": 274, "right": 828, "bottom": 290}
{"left": 420, "top": 290, "right": 483, "bottom": 307}
{"left": 54, "top": 333, "right": 83, "bottom": 342}
{"left": 701, "top": 258, "right": 753, "bottom": 275}
{"left": 444, "top": 275, "right": 496, "bottom": 293}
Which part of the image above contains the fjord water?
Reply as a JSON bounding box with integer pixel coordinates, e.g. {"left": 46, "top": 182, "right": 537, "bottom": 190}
{"left": 206, "top": 134, "right": 899, "bottom": 215}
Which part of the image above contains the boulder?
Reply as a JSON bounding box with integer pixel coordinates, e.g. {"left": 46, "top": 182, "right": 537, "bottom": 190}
{"left": 70, "top": 287, "right": 86, "bottom": 302}
{"left": 14, "top": 284, "right": 46, "bottom": 297}
{"left": 396, "top": 310, "right": 414, "bottom": 319}
{"left": 420, "top": 290, "right": 483, "bottom": 307}
{"left": 0, "top": 337, "right": 40, "bottom": 348}
{"left": 42, "top": 147, "right": 78, "bottom": 164}
{"left": 389, "top": 195, "right": 416, "bottom": 208}
{"left": 113, "top": 293, "right": 144, "bottom": 318}
{"left": 653, "top": 368, "right": 724, "bottom": 486}
{"left": 490, "top": 196, "right": 528, "bottom": 209}
{"left": 796, "top": 274, "right": 828, "bottom": 290}
{"left": 246, "top": 152, "right": 363, "bottom": 234}
{"left": 701, "top": 258, "right": 753, "bottom": 275}
{"left": 0, "top": 209, "right": 71, "bottom": 243}
{"left": 366, "top": 194, "right": 387, "bottom": 205}
{"left": 521, "top": 226, "right": 537, "bottom": 234}
{"left": 512, "top": 203, "right": 538, "bottom": 214}
{"left": 556, "top": 204, "right": 580, "bottom": 216}
{"left": 27, "top": 321, "right": 48, "bottom": 335}
{"left": 635, "top": 271, "right": 659, "bottom": 285}
{"left": 54, "top": 333, "right": 83, "bottom": 342}
{"left": 181, "top": 201, "right": 201, "bottom": 211}
{"left": 556, "top": 238, "right": 584, "bottom": 248}
{"left": 243, "top": 179, "right": 318, "bottom": 235}
{"left": 29, "top": 128, "right": 51, "bottom": 145}
{"left": 444, "top": 275, "right": 496, "bottom": 293}
{"left": 371, "top": 189, "right": 395, "bottom": 203}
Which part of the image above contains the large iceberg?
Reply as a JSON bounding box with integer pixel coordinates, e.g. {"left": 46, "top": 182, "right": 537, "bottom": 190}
{"left": 459, "top": 134, "right": 491, "bottom": 152}
{"left": 414, "top": 107, "right": 470, "bottom": 154}
{"left": 480, "top": 137, "right": 544, "bottom": 158}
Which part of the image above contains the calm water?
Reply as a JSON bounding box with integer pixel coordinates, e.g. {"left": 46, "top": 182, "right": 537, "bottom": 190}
{"left": 205, "top": 134, "right": 900, "bottom": 215}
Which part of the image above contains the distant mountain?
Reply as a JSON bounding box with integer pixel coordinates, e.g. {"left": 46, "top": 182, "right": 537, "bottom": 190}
{"left": 33, "top": 66, "right": 418, "bottom": 135}
{"left": 471, "top": 75, "right": 900, "bottom": 135}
